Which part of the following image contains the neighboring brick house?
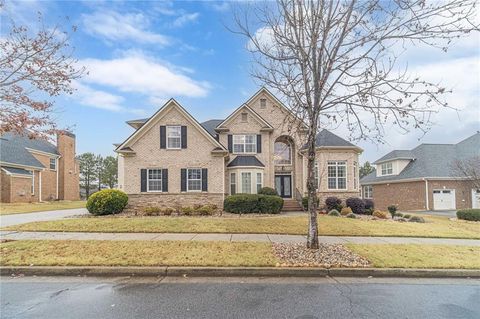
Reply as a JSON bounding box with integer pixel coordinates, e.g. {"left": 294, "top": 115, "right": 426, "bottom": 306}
{"left": 115, "top": 88, "right": 362, "bottom": 211}
{"left": 360, "top": 133, "right": 480, "bottom": 211}
{"left": 0, "top": 131, "right": 80, "bottom": 203}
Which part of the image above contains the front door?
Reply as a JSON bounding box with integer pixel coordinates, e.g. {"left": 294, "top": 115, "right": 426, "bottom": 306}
{"left": 275, "top": 175, "right": 292, "bottom": 198}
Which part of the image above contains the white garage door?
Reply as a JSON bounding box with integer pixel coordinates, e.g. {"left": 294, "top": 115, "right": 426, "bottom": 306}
{"left": 472, "top": 189, "right": 480, "bottom": 209}
{"left": 433, "top": 189, "right": 456, "bottom": 210}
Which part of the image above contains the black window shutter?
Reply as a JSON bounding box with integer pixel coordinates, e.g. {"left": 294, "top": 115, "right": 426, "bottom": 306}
{"left": 162, "top": 169, "right": 168, "bottom": 192}
{"left": 202, "top": 168, "right": 208, "bottom": 192}
{"left": 257, "top": 134, "right": 262, "bottom": 153}
{"left": 228, "top": 134, "right": 233, "bottom": 153}
{"left": 181, "top": 169, "right": 187, "bottom": 192}
{"left": 181, "top": 126, "right": 187, "bottom": 149}
{"left": 140, "top": 169, "right": 147, "bottom": 192}
{"left": 160, "top": 126, "right": 166, "bottom": 149}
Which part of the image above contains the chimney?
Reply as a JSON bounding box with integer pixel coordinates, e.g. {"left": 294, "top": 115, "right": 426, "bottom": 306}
{"left": 57, "top": 131, "right": 80, "bottom": 200}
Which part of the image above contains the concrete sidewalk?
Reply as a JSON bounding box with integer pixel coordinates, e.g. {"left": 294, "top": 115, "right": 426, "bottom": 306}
{"left": 1, "top": 230, "right": 479, "bottom": 246}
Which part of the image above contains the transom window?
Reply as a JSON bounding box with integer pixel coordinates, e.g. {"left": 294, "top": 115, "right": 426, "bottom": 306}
{"left": 328, "top": 161, "right": 347, "bottom": 190}
{"left": 363, "top": 185, "right": 373, "bottom": 199}
{"left": 381, "top": 162, "right": 393, "bottom": 175}
{"left": 241, "top": 172, "right": 252, "bottom": 193}
{"left": 147, "top": 169, "right": 162, "bottom": 192}
{"left": 233, "top": 135, "right": 256, "bottom": 153}
{"left": 187, "top": 168, "right": 202, "bottom": 191}
{"left": 274, "top": 141, "right": 291, "bottom": 165}
{"left": 166, "top": 126, "right": 181, "bottom": 149}
{"left": 49, "top": 158, "right": 56, "bottom": 170}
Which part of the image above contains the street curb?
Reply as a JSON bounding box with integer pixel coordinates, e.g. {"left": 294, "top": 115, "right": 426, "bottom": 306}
{"left": 1, "top": 266, "right": 479, "bottom": 278}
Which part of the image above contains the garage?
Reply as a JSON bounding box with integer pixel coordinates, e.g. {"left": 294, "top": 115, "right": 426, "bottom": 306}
{"left": 433, "top": 189, "right": 456, "bottom": 210}
{"left": 472, "top": 189, "right": 480, "bottom": 209}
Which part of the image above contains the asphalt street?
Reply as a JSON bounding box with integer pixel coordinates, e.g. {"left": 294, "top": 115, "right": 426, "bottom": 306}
{"left": 1, "top": 276, "right": 479, "bottom": 319}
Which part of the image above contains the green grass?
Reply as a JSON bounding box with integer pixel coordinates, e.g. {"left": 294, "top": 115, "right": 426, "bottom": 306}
{"left": 0, "top": 201, "right": 85, "bottom": 215}
{"left": 4, "top": 215, "right": 480, "bottom": 239}
{"left": 348, "top": 244, "right": 480, "bottom": 269}
{"left": 0, "top": 240, "right": 278, "bottom": 267}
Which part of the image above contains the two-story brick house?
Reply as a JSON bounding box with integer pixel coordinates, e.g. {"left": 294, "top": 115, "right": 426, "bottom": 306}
{"left": 115, "top": 88, "right": 362, "bottom": 210}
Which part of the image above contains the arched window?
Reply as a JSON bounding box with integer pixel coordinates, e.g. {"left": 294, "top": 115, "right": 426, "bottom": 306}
{"left": 274, "top": 141, "right": 291, "bottom": 165}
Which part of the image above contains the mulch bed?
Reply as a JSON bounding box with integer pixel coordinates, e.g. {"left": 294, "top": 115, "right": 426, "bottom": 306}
{"left": 272, "top": 242, "right": 371, "bottom": 268}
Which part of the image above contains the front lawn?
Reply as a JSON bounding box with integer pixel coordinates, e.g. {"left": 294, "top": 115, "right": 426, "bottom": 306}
{"left": 4, "top": 215, "right": 480, "bottom": 239}
{"left": 0, "top": 201, "right": 86, "bottom": 215}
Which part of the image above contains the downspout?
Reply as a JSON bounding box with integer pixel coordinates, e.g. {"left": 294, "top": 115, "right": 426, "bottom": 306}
{"left": 424, "top": 178, "right": 429, "bottom": 210}
{"left": 56, "top": 157, "right": 59, "bottom": 200}
{"left": 39, "top": 171, "right": 42, "bottom": 202}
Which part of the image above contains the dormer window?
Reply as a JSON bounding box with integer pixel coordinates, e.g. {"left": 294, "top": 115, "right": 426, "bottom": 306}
{"left": 50, "top": 158, "right": 56, "bottom": 170}
{"left": 241, "top": 112, "right": 248, "bottom": 122}
{"left": 166, "top": 126, "right": 181, "bottom": 149}
{"left": 380, "top": 162, "right": 393, "bottom": 175}
{"left": 260, "top": 98, "right": 267, "bottom": 109}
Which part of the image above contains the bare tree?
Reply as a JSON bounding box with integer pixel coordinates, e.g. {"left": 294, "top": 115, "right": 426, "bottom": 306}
{"left": 451, "top": 156, "right": 480, "bottom": 189}
{"left": 0, "top": 3, "right": 85, "bottom": 139}
{"left": 233, "top": 0, "right": 479, "bottom": 248}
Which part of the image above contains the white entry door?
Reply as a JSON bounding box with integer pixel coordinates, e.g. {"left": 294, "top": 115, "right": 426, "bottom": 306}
{"left": 433, "top": 189, "right": 456, "bottom": 210}
{"left": 472, "top": 189, "right": 480, "bottom": 209}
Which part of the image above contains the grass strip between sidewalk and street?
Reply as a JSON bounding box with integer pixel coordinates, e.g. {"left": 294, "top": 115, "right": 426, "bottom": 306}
{"left": 0, "top": 201, "right": 86, "bottom": 215}
{"left": 4, "top": 215, "right": 480, "bottom": 239}
{"left": 1, "top": 240, "right": 479, "bottom": 269}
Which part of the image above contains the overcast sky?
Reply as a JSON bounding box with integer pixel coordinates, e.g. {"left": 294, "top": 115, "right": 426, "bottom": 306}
{"left": 2, "top": 1, "right": 479, "bottom": 163}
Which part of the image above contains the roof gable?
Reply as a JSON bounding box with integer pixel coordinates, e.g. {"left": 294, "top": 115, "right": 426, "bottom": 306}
{"left": 216, "top": 104, "right": 273, "bottom": 130}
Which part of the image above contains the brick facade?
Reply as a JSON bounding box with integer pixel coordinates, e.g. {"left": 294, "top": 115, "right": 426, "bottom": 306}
{"left": 126, "top": 193, "right": 224, "bottom": 212}
{"left": 57, "top": 133, "right": 80, "bottom": 201}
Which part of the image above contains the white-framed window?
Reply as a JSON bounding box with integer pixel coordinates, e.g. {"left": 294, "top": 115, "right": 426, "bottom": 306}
{"left": 166, "top": 126, "right": 181, "bottom": 149}
{"left": 233, "top": 135, "right": 256, "bottom": 153}
{"left": 314, "top": 161, "right": 319, "bottom": 188}
{"left": 381, "top": 162, "right": 393, "bottom": 175}
{"left": 30, "top": 170, "right": 34, "bottom": 195}
{"left": 147, "top": 169, "right": 162, "bottom": 192}
{"left": 363, "top": 185, "right": 373, "bottom": 199}
{"left": 353, "top": 161, "right": 358, "bottom": 190}
{"left": 260, "top": 98, "right": 267, "bottom": 109}
{"left": 274, "top": 141, "right": 291, "bottom": 165}
{"left": 50, "top": 158, "right": 56, "bottom": 170}
{"left": 256, "top": 172, "right": 263, "bottom": 193}
{"left": 230, "top": 172, "right": 236, "bottom": 195}
{"left": 187, "top": 168, "right": 202, "bottom": 192}
{"left": 327, "top": 161, "right": 347, "bottom": 190}
{"left": 241, "top": 172, "right": 252, "bottom": 193}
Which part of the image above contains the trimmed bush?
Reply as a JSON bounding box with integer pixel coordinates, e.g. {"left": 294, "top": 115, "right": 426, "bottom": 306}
{"left": 86, "top": 189, "right": 128, "bottom": 216}
{"left": 328, "top": 209, "right": 340, "bottom": 217}
{"left": 196, "top": 205, "right": 216, "bottom": 216}
{"left": 395, "top": 212, "right": 404, "bottom": 218}
{"left": 403, "top": 214, "right": 411, "bottom": 219}
{"left": 373, "top": 210, "right": 388, "bottom": 219}
{"left": 457, "top": 209, "right": 480, "bottom": 221}
{"left": 143, "top": 206, "right": 161, "bottom": 216}
{"left": 180, "top": 206, "right": 194, "bottom": 216}
{"left": 364, "top": 199, "right": 374, "bottom": 210}
{"left": 409, "top": 216, "right": 425, "bottom": 223}
{"left": 302, "top": 196, "right": 320, "bottom": 210}
{"left": 162, "top": 207, "right": 175, "bottom": 216}
{"left": 224, "top": 194, "right": 283, "bottom": 214}
{"left": 341, "top": 207, "right": 353, "bottom": 216}
{"left": 364, "top": 208, "right": 374, "bottom": 215}
{"left": 325, "top": 197, "right": 342, "bottom": 211}
{"left": 387, "top": 205, "right": 397, "bottom": 218}
{"left": 346, "top": 213, "right": 357, "bottom": 219}
{"left": 345, "top": 197, "right": 365, "bottom": 214}
{"left": 257, "top": 187, "right": 278, "bottom": 196}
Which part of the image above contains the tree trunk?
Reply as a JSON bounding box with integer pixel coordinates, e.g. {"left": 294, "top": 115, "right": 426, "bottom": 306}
{"left": 306, "top": 130, "right": 319, "bottom": 249}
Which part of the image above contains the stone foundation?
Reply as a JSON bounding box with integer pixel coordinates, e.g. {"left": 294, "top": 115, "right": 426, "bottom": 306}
{"left": 126, "top": 193, "right": 225, "bottom": 213}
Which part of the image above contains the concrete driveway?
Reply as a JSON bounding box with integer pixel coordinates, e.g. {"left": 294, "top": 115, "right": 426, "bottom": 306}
{"left": 402, "top": 210, "right": 457, "bottom": 218}
{"left": 0, "top": 208, "right": 88, "bottom": 227}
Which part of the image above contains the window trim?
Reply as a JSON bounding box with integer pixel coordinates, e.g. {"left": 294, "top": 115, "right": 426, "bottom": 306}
{"left": 327, "top": 161, "right": 347, "bottom": 190}
{"left": 241, "top": 172, "right": 252, "bottom": 194}
{"left": 147, "top": 168, "right": 163, "bottom": 193}
{"left": 380, "top": 162, "right": 393, "bottom": 176}
{"left": 166, "top": 125, "right": 182, "bottom": 149}
{"left": 232, "top": 134, "right": 257, "bottom": 154}
{"left": 187, "top": 168, "right": 202, "bottom": 192}
{"left": 49, "top": 158, "right": 56, "bottom": 171}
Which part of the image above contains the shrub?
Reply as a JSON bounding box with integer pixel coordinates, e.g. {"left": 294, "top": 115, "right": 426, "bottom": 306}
{"left": 373, "top": 210, "right": 388, "bottom": 219}
{"left": 364, "top": 199, "right": 375, "bottom": 211}
{"left": 328, "top": 209, "right": 340, "bottom": 217}
{"left": 403, "top": 214, "right": 411, "bottom": 219}
{"left": 257, "top": 187, "right": 278, "bottom": 196}
{"left": 162, "top": 207, "right": 174, "bottom": 216}
{"left": 143, "top": 206, "right": 161, "bottom": 216}
{"left": 196, "top": 205, "right": 216, "bottom": 216}
{"left": 346, "top": 213, "right": 357, "bottom": 219}
{"left": 364, "top": 208, "right": 374, "bottom": 215}
{"left": 387, "top": 205, "right": 397, "bottom": 218}
{"left": 302, "top": 196, "right": 320, "bottom": 210}
{"left": 340, "top": 207, "right": 353, "bottom": 216}
{"left": 86, "top": 189, "right": 128, "bottom": 216}
{"left": 180, "top": 206, "right": 194, "bottom": 216}
{"left": 224, "top": 194, "right": 283, "bottom": 214}
{"left": 395, "top": 212, "right": 404, "bottom": 218}
{"left": 409, "top": 216, "right": 425, "bottom": 223}
{"left": 457, "top": 209, "right": 480, "bottom": 221}
{"left": 345, "top": 197, "right": 365, "bottom": 214}
{"left": 325, "top": 197, "right": 342, "bottom": 211}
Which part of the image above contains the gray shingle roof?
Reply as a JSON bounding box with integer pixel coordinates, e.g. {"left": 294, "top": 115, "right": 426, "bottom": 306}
{"left": 0, "top": 132, "right": 60, "bottom": 169}
{"left": 200, "top": 119, "right": 223, "bottom": 137}
{"left": 300, "top": 129, "right": 359, "bottom": 149}
{"left": 374, "top": 150, "right": 415, "bottom": 163}
{"left": 361, "top": 132, "right": 480, "bottom": 184}
{"left": 227, "top": 156, "right": 265, "bottom": 167}
{"left": 2, "top": 166, "right": 33, "bottom": 176}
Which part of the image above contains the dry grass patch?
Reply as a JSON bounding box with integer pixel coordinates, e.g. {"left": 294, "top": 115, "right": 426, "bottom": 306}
{"left": 0, "top": 201, "right": 85, "bottom": 215}
{"left": 0, "top": 240, "right": 279, "bottom": 267}
{"left": 348, "top": 244, "right": 480, "bottom": 269}
{"left": 5, "top": 214, "right": 479, "bottom": 239}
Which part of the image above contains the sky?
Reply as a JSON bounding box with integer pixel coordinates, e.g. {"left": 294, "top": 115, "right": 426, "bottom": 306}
{"left": 2, "top": 0, "right": 479, "bottom": 164}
